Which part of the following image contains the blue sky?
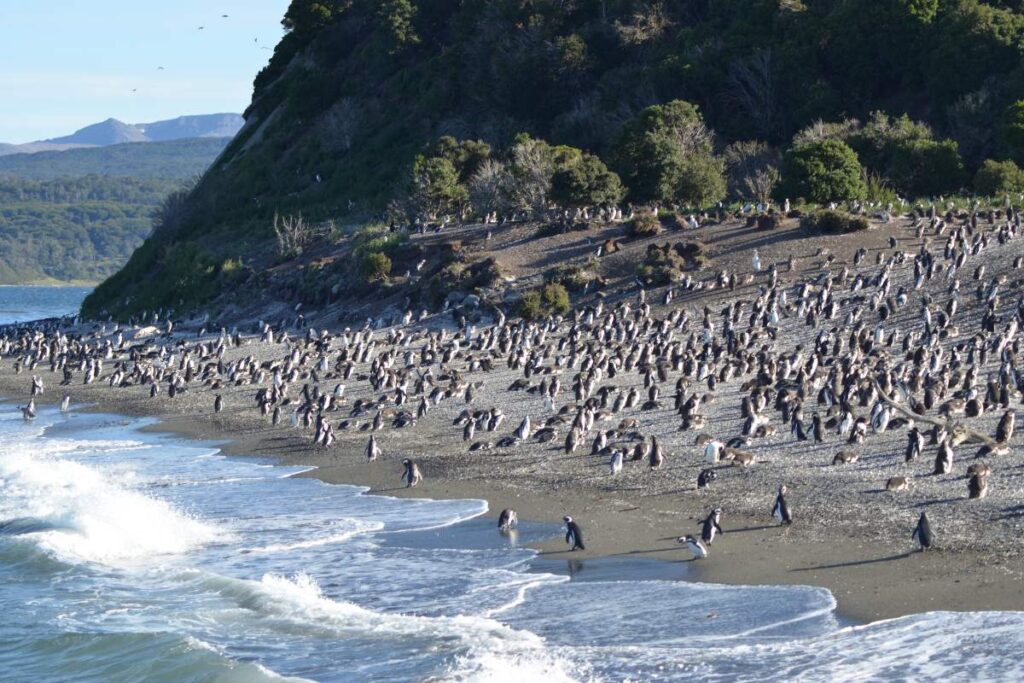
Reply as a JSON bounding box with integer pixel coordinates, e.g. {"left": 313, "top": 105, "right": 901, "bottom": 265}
{"left": 0, "top": 0, "right": 291, "bottom": 143}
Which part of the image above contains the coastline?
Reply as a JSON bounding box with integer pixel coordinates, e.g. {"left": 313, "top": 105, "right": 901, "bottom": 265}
{"left": 6, "top": 377, "right": 1021, "bottom": 625}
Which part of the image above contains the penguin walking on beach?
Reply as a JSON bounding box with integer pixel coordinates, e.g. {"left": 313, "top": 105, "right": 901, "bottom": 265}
{"left": 679, "top": 534, "right": 708, "bottom": 559}
{"left": 401, "top": 458, "right": 422, "bottom": 487}
{"left": 498, "top": 508, "right": 518, "bottom": 531}
{"left": 912, "top": 511, "right": 934, "bottom": 551}
{"left": 214, "top": 394, "right": 223, "bottom": 414}
{"left": 700, "top": 508, "right": 723, "bottom": 545}
{"left": 772, "top": 485, "right": 792, "bottom": 525}
{"left": 564, "top": 515, "right": 585, "bottom": 551}
{"left": 609, "top": 449, "right": 623, "bottom": 475}
{"left": 697, "top": 468, "right": 716, "bottom": 490}
{"left": 60, "top": 393, "right": 70, "bottom": 413}
{"left": 365, "top": 435, "right": 381, "bottom": 461}
{"left": 905, "top": 427, "right": 923, "bottom": 462}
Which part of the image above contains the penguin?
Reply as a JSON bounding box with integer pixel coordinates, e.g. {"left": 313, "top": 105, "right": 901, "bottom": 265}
{"left": 678, "top": 534, "right": 708, "bottom": 559}
{"left": 886, "top": 476, "right": 911, "bottom": 492}
{"left": 905, "top": 427, "right": 923, "bottom": 462}
{"left": 911, "top": 511, "right": 934, "bottom": 551}
{"left": 934, "top": 441, "right": 953, "bottom": 475}
{"left": 609, "top": 449, "right": 623, "bottom": 476}
{"left": 365, "top": 435, "right": 381, "bottom": 461}
{"left": 564, "top": 515, "right": 585, "bottom": 551}
{"left": 996, "top": 409, "right": 1015, "bottom": 444}
{"left": 498, "top": 508, "right": 518, "bottom": 531}
{"left": 772, "top": 485, "right": 792, "bottom": 524}
{"left": 401, "top": 458, "right": 422, "bottom": 487}
{"left": 968, "top": 473, "right": 989, "bottom": 499}
{"left": 59, "top": 393, "right": 70, "bottom": 413}
{"left": 696, "top": 468, "right": 716, "bottom": 490}
{"left": 700, "top": 508, "right": 723, "bottom": 545}
{"left": 649, "top": 435, "right": 664, "bottom": 469}
{"left": 214, "top": 394, "right": 223, "bottom": 413}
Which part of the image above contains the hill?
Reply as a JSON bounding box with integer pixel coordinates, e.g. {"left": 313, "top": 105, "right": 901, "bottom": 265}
{"left": 0, "top": 138, "right": 231, "bottom": 180}
{"left": 0, "top": 137, "right": 232, "bottom": 284}
{"left": 84, "top": 0, "right": 1024, "bottom": 318}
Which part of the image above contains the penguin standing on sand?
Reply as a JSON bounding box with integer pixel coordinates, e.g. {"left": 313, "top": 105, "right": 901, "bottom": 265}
{"left": 701, "top": 508, "right": 723, "bottom": 545}
{"left": 401, "top": 458, "right": 422, "bottom": 487}
{"left": 772, "top": 485, "right": 792, "bottom": 524}
{"left": 498, "top": 508, "right": 518, "bottom": 531}
{"left": 697, "top": 468, "right": 716, "bottom": 490}
{"left": 564, "top": 515, "right": 585, "bottom": 551}
{"left": 679, "top": 534, "right": 708, "bottom": 559}
{"left": 214, "top": 394, "right": 223, "bottom": 413}
{"left": 365, "top": 435, "right": 381, "bottom": 461}
{"left": 912, "top": 511, "right": 934, "bottom": 551}
{"left": 609, "top": 449, "right": 623, "bottom": 475}
{"left": 905, "top": 427, "right": 923, "bottom": 462}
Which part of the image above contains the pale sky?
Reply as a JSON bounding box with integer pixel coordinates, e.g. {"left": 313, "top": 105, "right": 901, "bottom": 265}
{"left": 0, "top": 0, "right": 292, "bottom": 143}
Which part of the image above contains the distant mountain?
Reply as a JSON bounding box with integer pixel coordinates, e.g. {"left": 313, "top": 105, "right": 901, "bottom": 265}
{"left": 0, "top": 113, "right": 244, "bottom": 156}
{"left": 0, "top": 138, "right": 231, "bottom": 180}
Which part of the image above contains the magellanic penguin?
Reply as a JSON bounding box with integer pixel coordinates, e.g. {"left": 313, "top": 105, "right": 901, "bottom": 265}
{"left": 60, "top": 393, "right": 70, "bottom": 413}
{"left": 968, "top": 473, "right": 989, "bottom": 499}
{"left": 772, "top": 485, "right": 792, "bottom": 525}
{"left": 564, "top": 515, "right": 585, "bottom": 551}
{"left": 701, "top": 508, "right": 724, "bottom": 545}
{"left": 401, "top": 458, "right": 422, "bottom": 487}
{"left": 214, "top": 394, "right": 223, "bottom": 413}
{"left": 678, "top": 534, "right": 708, "bottom": 560}
{"left": 912, "top": 511, "right": 934, "bottom": 551}
{"left": 498, "top": 508, "right": 518, "bottom": 531}
{"left": 697, "top": 468, "right": 717, "bottom": 490}
{"left": 609, "top": 449, "right": 624, "bottom": 476}
{"left": 365, "top": 435, "right": 381, "bottom": 461}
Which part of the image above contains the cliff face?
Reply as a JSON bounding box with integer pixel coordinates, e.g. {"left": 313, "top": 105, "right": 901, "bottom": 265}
{"left": 83, "top": 0, "right": 1024, "bottom": 318}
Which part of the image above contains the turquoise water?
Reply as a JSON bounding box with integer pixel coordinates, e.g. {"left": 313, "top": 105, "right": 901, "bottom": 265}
{"left": 1, "top": 291, "right": 1024, "bottom": 681}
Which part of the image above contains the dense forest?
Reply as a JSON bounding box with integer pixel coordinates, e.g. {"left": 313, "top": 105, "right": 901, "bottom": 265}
{"left": 86, "top": 0, "right": 1024, "bottom": 315}
{"left": 0, "top": 138, "right": 229, "bottom": 284}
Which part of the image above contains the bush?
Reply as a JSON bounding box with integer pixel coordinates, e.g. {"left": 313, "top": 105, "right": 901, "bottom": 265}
{"left": 757, "top": 213, "right": 780, "bottom": 230}
{"left": 889, "top": 138, "right": 965, "bottom": 197}
{"left": 519, "top": 291, "right": 544, "bottom": 320}
{"left": 542, "top": 282, "right": 571, "bottom": 315}
{"left": 677, "top": 154, "right": 728, "bottom": 207}
{"left": 409, "top": 155, "right": 468, "bottom": 220}
{"left": 802, "top": 210, "right": 869, "bottom": 234}
{"left": 361, "top": 251, "right": 392, "bottom": 282}
{"left": 549, "top": 153, "right": 625, "bottom": 208}
{"left": 973, "top": 159, "right": 1024, "bottom": 196}
{"left": 630, "top": 213, "right": 662, "bottom": 237}
{"left": 782, "top": 140, "right": 866, "bottom": 203}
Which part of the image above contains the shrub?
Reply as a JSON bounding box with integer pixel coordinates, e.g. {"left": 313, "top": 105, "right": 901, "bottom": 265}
{"left": 519, "top": 291, "right": 544, "bottom": 320}
{"left": 782, "top": 140, "right": 866, "bottom": 203}
{"left": 974, "top": 159, "right": 1024, "bottom": 196}
{"left": 802, "top": 210, "right": 869, "bottom": 234}
{"left": 630, "top": 213, "right": 662, "bottom": 237}
{"left": 409, "top": 155, "right": 468, "bottom": 220}
{"left": 542, "top": 282, "right": 571, "bottom": 315}
{"left": 889, "top": 138, "right": 965, "bottom": 197}
{"left": 549, "top": 153, "right": 625, "bottom": 208}
{"left": 757, "top": 213, "right": 780, "bottom": 230}
{"left": 613, "top": 100, "right": 725, "bottom": 206}
{"left": 361, "top": 251, "right": 392, "bottom": 282}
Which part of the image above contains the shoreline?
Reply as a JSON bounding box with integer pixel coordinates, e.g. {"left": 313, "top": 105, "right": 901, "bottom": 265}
{"left": 7, "top": 383, "right": 1022, "bottom": 625}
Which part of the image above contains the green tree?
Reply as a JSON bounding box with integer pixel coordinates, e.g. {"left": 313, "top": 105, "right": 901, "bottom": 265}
{"left": 999, "top": 100, "right": 1024, "bottom": 166}
{"left": 781, "top": 140, "right": 866, "bottom": 203}
{"left": 432, "top": 137, "right": 492, "bottom": 184}
{"left": 613, "top": 100, "right": 725, "bottom": 206}
{"left": 542, "top": 282, "right": 571, "bottom": 315}
{"left": 550, "top": 153, "right": 624, "bottom": 208}
{"left": 360, "top": 251, "right": 392, "bottom": 282}
{"left": 409, "top": 155, "right": 468, "bottom": 220}
{"left": 889, "top": 139, "right": 965, "bottom": 197}
{"left": 375, "top": 0, "right": 420, "bottom": 51}
{"left": 974, "top": 159, "right": 1024, "bottom": 196}
{"left": 282, "top": 0, "right": 343, "bottom": 36}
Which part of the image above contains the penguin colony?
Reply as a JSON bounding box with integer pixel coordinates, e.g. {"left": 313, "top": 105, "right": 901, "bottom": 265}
{"left": 4, "top": 206, "right": 1024, "bottom": 561}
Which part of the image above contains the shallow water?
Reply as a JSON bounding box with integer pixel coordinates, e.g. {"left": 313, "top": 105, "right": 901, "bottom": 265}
{"left": 0, "top": 285, "right": 90, "bottom": 325}
{"left": 0, "top": 409, "right": 1023, "bottom": 682}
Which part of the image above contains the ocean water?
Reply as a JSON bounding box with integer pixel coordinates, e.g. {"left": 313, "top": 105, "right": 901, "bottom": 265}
{"left": 0, "top": 285, "right": 90, "bottom": 325}
{"left": 2, "top": 292, "right": 1024, "bottom": 682}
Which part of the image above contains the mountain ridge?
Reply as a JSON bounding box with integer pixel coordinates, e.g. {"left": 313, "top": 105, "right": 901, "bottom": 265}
{"left": 1, "top": 113, "right": 244, "bottom": 156}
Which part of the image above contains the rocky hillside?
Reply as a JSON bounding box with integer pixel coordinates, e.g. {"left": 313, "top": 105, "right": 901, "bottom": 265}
{"left": 83, "top": 0, "right": 1024, "bottom": 318}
